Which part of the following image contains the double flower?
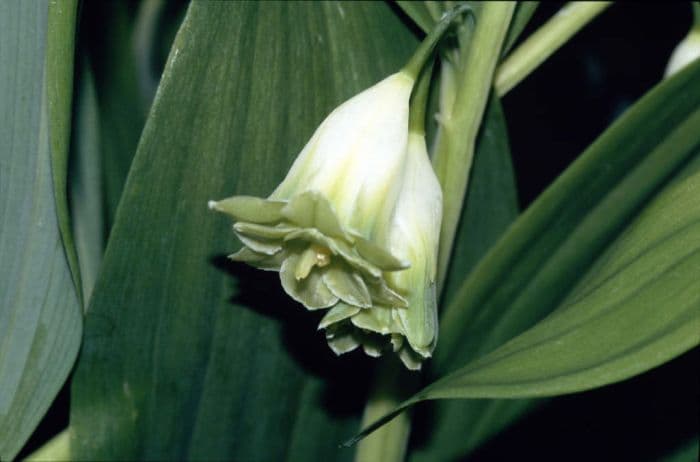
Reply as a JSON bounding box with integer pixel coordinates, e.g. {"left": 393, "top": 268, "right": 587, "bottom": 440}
{"left": 209, "top": 7, "right": 470, "bottom": 369}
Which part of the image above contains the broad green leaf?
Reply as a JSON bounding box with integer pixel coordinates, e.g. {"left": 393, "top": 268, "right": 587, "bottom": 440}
{"left": 69, "top": 2, "right": 417, "bottom": 460}
{"left": 349, "top": 56, "right": 700, "bottom": 446}
{"left": 0, "top": 1, "right": 82, "bottom": 459}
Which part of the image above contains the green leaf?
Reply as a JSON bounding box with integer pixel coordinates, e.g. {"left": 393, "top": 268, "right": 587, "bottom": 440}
{"left": 0, "top": 1, "right": 82, "bottom": 459}
{"left": 69, "top": 2, "right": 418, "bottom": 460}
{"left": 349, "top": 57, "right": 700, "bottom": 446}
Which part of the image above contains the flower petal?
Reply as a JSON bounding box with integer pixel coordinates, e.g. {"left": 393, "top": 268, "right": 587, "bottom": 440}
{"left": 281, "top": 191, "right": 348, "bottom": 240}
{"left": 397, "top": 346, "right": 423, "bottom": 371}
{"left": 229, "top": 247, "right": 285, "bottom": 272}
{"left": 367, "top": 280, "right": 408, "bottom": 308}
{"left": 280, "top": 253, "right": 337, "bottom": 310}
{"left": 353, "top": 235, "right": 410, "bottom": 271}
{"left": 323, "top": 265, "right": 372, "bottom": 308}
{"left": 234, "top": 233, "right": 282, "bottom": 255}
{"left": 350, "top": 306, "right": 401, "bottom": 336}
{"left": 209, "top": 196, "right": 286, "bottom": 223}
{"left": 234, "top": 222, "right": 296, "bottom": 240}
{"left": 318, "top": 302, "right": 361, "bottom": 329}
{"left": 325, "top": 323, "right": 360, "bottom": 355}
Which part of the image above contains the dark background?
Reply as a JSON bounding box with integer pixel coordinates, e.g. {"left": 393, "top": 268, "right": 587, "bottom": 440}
{"left": 19, "top": 2, "right": 699, "bottom": 460}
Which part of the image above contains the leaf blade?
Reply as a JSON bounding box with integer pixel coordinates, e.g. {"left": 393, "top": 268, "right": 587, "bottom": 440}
{"left": 0, "top": 1, "right": 82, "bottom": 458}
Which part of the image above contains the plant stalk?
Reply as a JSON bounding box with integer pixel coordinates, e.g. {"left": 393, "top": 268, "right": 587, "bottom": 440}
{"left": 433, "top": 1, "right": 516, "bottom": 293}
{"left": 495, "top": 1, "right": 612, "bottom": 96}
{"left": 353, "top": 359, "right": 417, "bottom": 462}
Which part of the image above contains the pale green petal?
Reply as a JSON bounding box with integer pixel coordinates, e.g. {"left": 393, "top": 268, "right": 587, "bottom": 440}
{"left": 323, "top": 265, "right": 371, "bottom": 308}
{"left": 233, "top": 222, "right": 295, "bottom": 240}
{"left": 235, "top": 233, "right": 282, "bottom": 255}
{"left": 325, "top": 324, "right": 360, "bottom": 355}
{"left": 361, "top": 335, "right": 385, "bottom": 358}
{"left": 353, "top": 234, "right": 409, "bottom": 271}
{"left": 390, "top": 334, "right": 404, "bottom": 352}
{"left": 395, "top": 278, "right": 438, "bottom": 352}
{"left": 367, "top": 280, "right": 408, "bottom": 308}
{"left": 397, "top": 346, "right": 423, "bottom": 371}
{"left": 280, "top": 253, "right": 337, "bottom": 310}
{"left": 281, "top": 191, "right": 348, "bottom": 239}
{"left": 294, "top": 246, "right": 318, "bottom": 280}
{"left": 208, "top": 196, "right": 285, "bottom": 223}
{"left": 228, "top": 247, "right": 285, "bottom": 272}
{"left": 318, "top": 302, "right": 361, "bottom": 329}
{"left": 350, "top": 306, "right": 401, "bottom": 336}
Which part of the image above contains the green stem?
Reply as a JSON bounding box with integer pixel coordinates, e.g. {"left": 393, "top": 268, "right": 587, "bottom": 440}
{"left": 353, "top": 359, "right": 418, "bottom": 462}
{"left": 402, "top": 4, "right": 472, "bottom": 80}
{"left": 408, "top": 59, "right": 434, "bottom": 135}
{"left": 495, "top": 1, "right": 612, "bottom": 96}
{"left": 693, "top": 1, "right": 700, "bottom": 29}
{"left": 433, "top": 2, "right": 515, "bottom": 293}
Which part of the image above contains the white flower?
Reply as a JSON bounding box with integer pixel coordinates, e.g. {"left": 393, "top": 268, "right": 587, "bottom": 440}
{"left": 210, "top": 72, "right": 433, "bottom": 364}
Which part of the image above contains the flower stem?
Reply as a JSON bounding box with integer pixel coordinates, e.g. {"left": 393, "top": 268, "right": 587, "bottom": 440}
{"left": 401, "top": 4, "right": 473, "bottom": 81}
{"left": 408, "top": 59, "right": 435, "bottom": 135}
{"left": 353, "top": 358, "right": 418, "bottom": 462}
{"left": 494, "top": 1, "right": 612, "bottom": 97}
{"left": 433, "top": 2, "right": 515, "bottom": 293}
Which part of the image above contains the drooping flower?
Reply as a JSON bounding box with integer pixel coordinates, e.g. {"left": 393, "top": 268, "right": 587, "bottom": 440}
{"left": 209, "top": 71, "right": 419, "bottom": 361}
{"left": 209, "top": 5, "right": 467, "bottom": 369}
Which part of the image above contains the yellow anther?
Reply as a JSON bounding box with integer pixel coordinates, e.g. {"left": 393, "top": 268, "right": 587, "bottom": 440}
{"left": 312, "top": 244, "right": 332, "bottom": 267}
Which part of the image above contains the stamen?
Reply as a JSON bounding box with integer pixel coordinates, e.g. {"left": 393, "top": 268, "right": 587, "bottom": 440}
{"left": 312, "top": 244, "right": 332, "bottom": 267}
